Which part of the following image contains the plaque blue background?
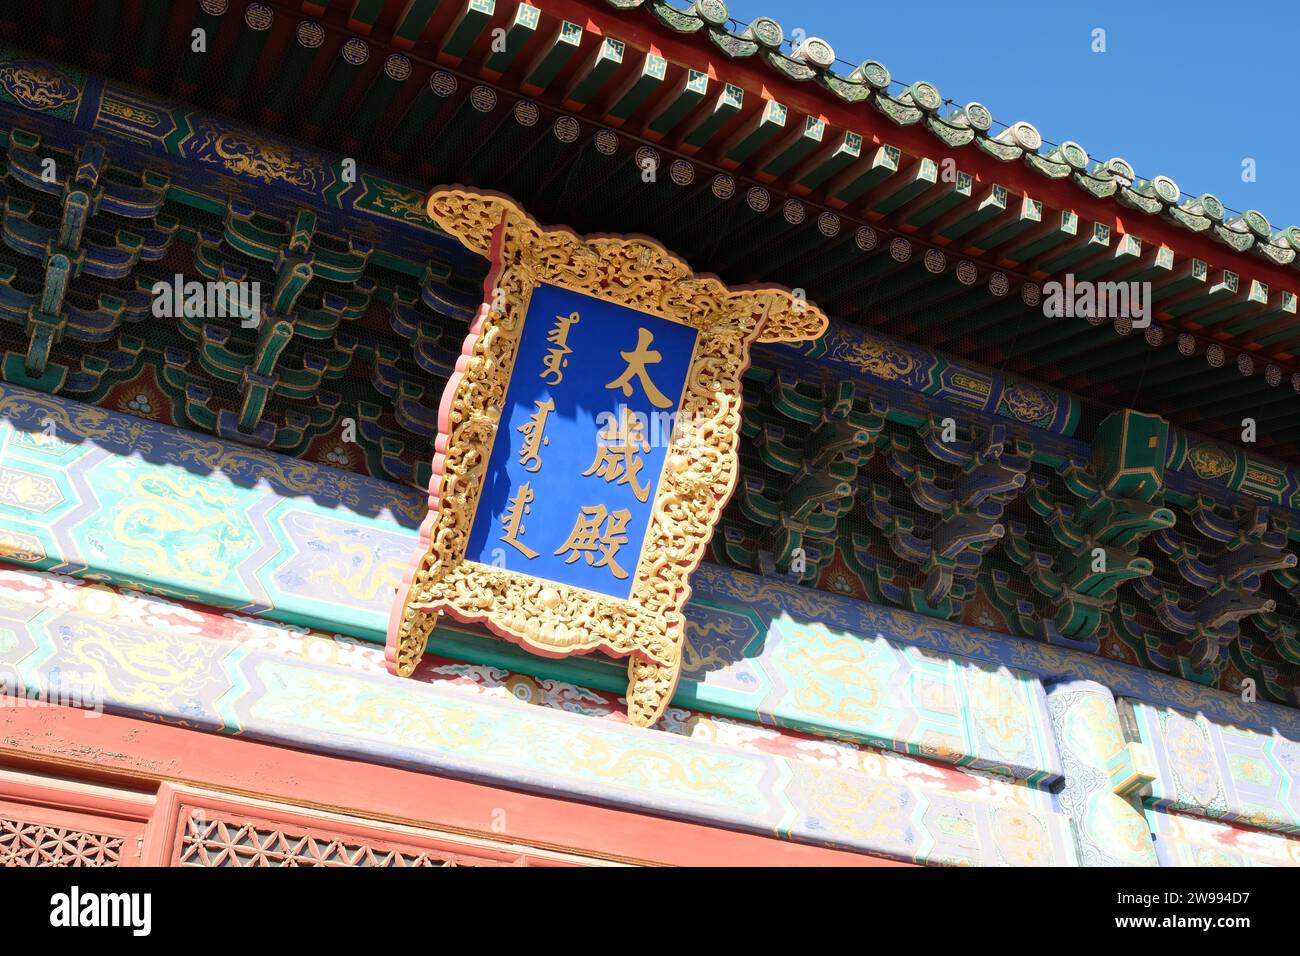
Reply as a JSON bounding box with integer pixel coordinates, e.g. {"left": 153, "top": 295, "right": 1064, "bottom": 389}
{"left": 464, "top": 283, "right": 699, "bottom": 600}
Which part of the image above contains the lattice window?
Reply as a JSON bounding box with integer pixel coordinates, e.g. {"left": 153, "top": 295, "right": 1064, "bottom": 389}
{"left": 177, "top": 811, "right": 525, "bottom": 867}
{"left": 0, "top": 818, "right": 124, "bottom": 867}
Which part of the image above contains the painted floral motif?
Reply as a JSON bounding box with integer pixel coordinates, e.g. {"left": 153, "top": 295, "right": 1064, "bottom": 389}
{"left": 0, "top": 468, "right": 62, "bottom": 511}
{"left": 124, "top": 393, "right": 154, "bottom": 416}
{"left": 0, "top": 384, "right": 425, "bottom": 524}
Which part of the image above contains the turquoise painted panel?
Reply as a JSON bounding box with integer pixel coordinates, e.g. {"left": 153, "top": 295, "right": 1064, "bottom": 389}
{"left": 0, "top": 385, "right": 423, "bottom": 635}
{"left": 9, "top": 382, "right": 1300, "bottom": 796}
{"left": 684, "top": 564, "right": 1300, "bottom": 740}
{"left": 0, "top": 383, "right": 1062, "bottom": 782}
{"left": 1131, "top": 700, "right": 1300, "bottom": 836}
{"left": 440, "top": 602, "right": 1062, "bottom": 782}
{"left": 1147, "top": 809, "right": 1300, "bottom": 866}
{"left": 676, "top": 599, "right": 1061, "bottom": 784}
{"left": 0, "top": 565, "right": 1078, "bottom": 866}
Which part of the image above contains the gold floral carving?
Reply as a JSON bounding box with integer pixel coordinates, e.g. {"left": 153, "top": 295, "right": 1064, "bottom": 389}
{"left": 99, "top": 96, "right": 157, "bottom": 126}
{"left": 387, "top": 188, "right": 828, "bottom": 727}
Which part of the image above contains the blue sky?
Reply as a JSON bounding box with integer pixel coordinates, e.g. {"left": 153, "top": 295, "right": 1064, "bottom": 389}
{"left": 722, "top": 0, "right": 1299, "bottom": 228}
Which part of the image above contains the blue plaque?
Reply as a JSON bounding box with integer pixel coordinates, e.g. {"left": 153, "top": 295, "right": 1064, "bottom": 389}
{"left": 465, "top": 282, "right": 698, "bottom": 600}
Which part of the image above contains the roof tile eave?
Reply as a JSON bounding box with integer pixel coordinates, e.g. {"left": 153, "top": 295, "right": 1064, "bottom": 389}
{"left": 592, "top": 0, "right": 1300, "bottom": 299}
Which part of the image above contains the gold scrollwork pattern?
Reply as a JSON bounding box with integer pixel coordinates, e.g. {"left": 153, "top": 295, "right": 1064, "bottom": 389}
{"left": 388, "top": 188, "right": 827, "bottom": 727}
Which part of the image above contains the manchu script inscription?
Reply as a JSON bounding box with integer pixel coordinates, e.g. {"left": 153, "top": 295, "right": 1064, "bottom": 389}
{"left": 464, "top": 282, "right": 697, "bottom": 600}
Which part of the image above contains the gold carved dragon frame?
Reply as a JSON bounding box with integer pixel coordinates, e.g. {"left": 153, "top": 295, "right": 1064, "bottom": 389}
{"left": 386, "top": 187, "right": 827, "bottom": 727}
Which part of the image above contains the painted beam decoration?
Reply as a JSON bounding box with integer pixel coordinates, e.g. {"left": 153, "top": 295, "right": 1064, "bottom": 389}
{"left": 386, "top": 188, "right": 826, "bottom": 726}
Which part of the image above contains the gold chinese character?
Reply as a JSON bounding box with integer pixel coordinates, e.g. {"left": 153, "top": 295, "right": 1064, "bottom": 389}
{"left": 499, "top": 483, "right": 540, "bottom": 559}
{"left": 516, "top": 397, "right": 554, "bottom": 473}
{"left": 540, "top": 311, "right": 580, "bottom": 385}
{"left": 584, "top": 407, "right": 651, "bottom": 502}
{"left": 554, "top": 504, "right": 631, "bottom": 579}
{"left": 606, "top": 327, "right": 673, "bottom": 409}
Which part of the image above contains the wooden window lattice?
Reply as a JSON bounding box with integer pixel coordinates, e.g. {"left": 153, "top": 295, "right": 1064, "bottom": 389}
{"left": 0, "top": 817, "right": 124, "bottom": 867}
{"left": 178, "top": 812, "right": 526, "bottom": 867}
